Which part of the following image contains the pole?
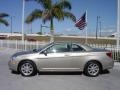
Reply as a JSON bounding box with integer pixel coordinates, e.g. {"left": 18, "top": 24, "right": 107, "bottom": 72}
{"left": 22, "top": 0, "right": 25, "bottom": 43}
{"left": 99, "top": 21, "right": 101, "bottom": 37}
{"left": 40, "top": 24, "right": 50, "bottom": 35}
{"left": 85, "top": 10, "right": 88, "bottom": 44}
{"left": 10, "top": 16, "right": 12, "bottom": 34}
{"left": 117, "top": 0, "right": 120, "bottom": 50}
{"left": 30, "top": 23, "right": 32, "bottom": 34}
{"left": 40, "top": 24, "right": 42, "bottom": 35}
{"left": 96, "top": 16, "right": 99, "bottom": 39}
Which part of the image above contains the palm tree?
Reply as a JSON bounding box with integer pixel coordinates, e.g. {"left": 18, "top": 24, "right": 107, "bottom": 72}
{"left": 26, "top": 0, "right": 76, "bottom": 42}
{"left": 0, "top": 13, "right": 9, "bottom": 26}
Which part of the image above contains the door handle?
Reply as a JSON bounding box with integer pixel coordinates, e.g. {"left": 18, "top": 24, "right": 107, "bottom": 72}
{"left": 65, "top": 54, "right": 70, "bottom": 56}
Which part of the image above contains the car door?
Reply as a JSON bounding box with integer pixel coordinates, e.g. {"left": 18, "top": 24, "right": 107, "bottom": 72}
{"left": 37, "top": 43, "right": 76, "bottom": 71}
{"left": 67, "top": 43, "right": 88, "bottom": 69}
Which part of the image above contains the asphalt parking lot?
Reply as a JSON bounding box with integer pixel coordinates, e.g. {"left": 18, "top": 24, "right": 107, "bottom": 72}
{"left": 0, "top": 48, "right": 120, "bottom": 90}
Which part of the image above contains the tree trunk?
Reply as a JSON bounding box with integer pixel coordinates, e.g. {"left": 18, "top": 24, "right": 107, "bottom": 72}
{"left": 50, "top": 18, "right": 54, "bottom": 42}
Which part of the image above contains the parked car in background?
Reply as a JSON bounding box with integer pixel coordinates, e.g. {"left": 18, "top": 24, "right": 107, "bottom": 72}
{"left": 8, "top": 42, "right": 114, "bottom": 77}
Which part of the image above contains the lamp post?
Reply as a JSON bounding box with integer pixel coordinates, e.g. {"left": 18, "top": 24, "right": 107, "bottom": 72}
{"left": 40, "top": 24, "right": 50, "bottom": 35}
{"left": 22, "top": 0, "right": 25, "bottom": 42}
{"left": 96, "top": 16, "right": 100, "bottom": 39}
{"left": 99, "top": 21, "right": 102, "bottom": 37}
{"left": 22, "top": 0, "right": 36, "bottom": 41}
{"left": 10, "top": 16, "right": 15, "bottom": 34}
{"left": 30, "top": 23, "right": 32, "bottom": 34}
{"left": 10, "top": 16, "right": 12, "bottom": 34}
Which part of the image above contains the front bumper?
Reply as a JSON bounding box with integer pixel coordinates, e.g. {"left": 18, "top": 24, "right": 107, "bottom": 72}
{"left": 8, "top": 60, "right": 18, "bottom": 72}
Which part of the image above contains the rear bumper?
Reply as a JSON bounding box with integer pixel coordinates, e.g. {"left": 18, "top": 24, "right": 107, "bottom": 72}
{"left": 102, "top": 58, "right": 114, "bottom": 70}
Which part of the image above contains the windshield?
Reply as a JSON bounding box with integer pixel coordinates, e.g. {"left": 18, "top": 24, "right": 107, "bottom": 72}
{"left": 33, "top": 42, "right": 53, "bottom": 52}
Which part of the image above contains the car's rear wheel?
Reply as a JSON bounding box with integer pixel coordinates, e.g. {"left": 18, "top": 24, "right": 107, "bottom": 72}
{"left": 84, "top": 61, "right": 101, "bottom": 77}
{"left": 19, "top": 61, "right": 37, "bottom": 77}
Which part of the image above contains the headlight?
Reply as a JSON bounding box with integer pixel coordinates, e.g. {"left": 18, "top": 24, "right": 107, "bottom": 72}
{"left": 9, "top": 56, "right": 17, "bottom": 65}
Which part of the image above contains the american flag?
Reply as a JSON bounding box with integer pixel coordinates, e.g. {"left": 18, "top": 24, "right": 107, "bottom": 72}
{"left": 75, "top": 12, "right": 87, "bottom": 30}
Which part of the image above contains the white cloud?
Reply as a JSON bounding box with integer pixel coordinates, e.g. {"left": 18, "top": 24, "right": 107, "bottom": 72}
{"left": 65, "top": 28, "right": 74, "bottom": 32}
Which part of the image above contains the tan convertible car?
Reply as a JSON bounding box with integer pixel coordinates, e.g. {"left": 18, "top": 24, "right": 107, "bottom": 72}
{"left": 8, "top": 42, "right": 114, "bottom": 77}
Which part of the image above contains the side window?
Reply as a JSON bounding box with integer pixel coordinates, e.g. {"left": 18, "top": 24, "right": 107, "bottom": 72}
{"left": 71, "top": 44, "right": 84, "bottom": 52}
{"left": 46, "top": 43, "right": 70, "bottom": 53}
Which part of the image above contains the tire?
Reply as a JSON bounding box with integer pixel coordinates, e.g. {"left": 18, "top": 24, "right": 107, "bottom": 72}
{"left": 19, "top": 61, "right": 37, "bottom": 77}
{"left": 84, "top": 61, "right": 101, "bottom": 77}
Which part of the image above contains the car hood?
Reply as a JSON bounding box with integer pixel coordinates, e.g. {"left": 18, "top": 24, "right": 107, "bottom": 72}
{"left": 12, "top": 50, "right": 37, "bottom": 57}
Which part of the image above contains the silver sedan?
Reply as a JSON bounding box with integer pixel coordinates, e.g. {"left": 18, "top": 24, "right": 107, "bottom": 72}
{"left": 8, "top": 42, "right": 114, "bottom": 77}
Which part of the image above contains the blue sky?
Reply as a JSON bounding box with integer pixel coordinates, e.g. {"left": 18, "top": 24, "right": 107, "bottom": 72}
{"left": 0, "top": 0, "right": 117, "bottom": 36}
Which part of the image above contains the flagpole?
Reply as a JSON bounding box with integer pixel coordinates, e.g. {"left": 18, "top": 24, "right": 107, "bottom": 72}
{"left": 85, "top": 10, "right": 88, "bottom": 44}
{"left": 22, "top": 0, "right": 25, "bottom": 49}
{"left": 117, "top": 0, "right": 120, "bottom": 50}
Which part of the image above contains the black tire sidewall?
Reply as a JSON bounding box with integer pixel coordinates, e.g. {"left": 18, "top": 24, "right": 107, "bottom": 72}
{"left": 19, "top": 61, "right": 37, "bottom": 77}
{"left": 84, "top": 61, "right": 100, "bottom": 77}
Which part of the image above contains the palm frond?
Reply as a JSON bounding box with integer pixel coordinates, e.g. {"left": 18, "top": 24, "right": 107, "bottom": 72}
{"left": 0, "top": 13, "right": 9, "bottom": 18}
{"left": 0, "top": 18, "right": 9, "bottom": 26}
{"left": 25, "top": 9, "right": 42, "bottom": 24}
{"left": 52, "top": 5, "right": 64, "bottom": 20}
{"left": 56, "top": 0, "right": 71, "bottom": 10}
{"left": 63, "top": 11, "right": 76, "bottom": 22}
{"left": 36, "top": 0, "right": 52, "bottom": 9}
{"left": 42, "top": 10, "right": 51, "bottom": 19}
{"left": 42, "top": 10, "right": 52, "bottom": 23}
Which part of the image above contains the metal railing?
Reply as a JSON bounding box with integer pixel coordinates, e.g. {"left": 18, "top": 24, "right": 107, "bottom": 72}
{"left": 0, "top": 40, "right": 47, "bottom": 51}
{"left": 0, "top": 40, "right": 120, "bottom": 62}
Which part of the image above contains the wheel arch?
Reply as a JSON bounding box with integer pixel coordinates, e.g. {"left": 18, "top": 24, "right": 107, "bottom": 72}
{"left": 84, "top": 60, "right": 103, "bottom": 72}
{"left": 17, "top": 59, "right": 37, "bottom": 72}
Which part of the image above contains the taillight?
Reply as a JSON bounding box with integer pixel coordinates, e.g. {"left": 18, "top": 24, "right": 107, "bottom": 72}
{"left": 106, "top": 52, "right": 112, "bottom": 58}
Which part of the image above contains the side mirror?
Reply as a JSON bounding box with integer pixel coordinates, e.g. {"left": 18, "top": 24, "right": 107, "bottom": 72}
{"left": 33, "top": 49, "right": 37, "bottom": 52}
{"left": 43, "top": 51, "right": 47, "bottom": 56}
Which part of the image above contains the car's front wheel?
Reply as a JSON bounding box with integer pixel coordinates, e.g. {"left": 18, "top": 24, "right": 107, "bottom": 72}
{"left": 19, "top": 61, "right": 37, "bottom": 77}
{"left": 84, "top": 61, "right": 101, "bottom": 77}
